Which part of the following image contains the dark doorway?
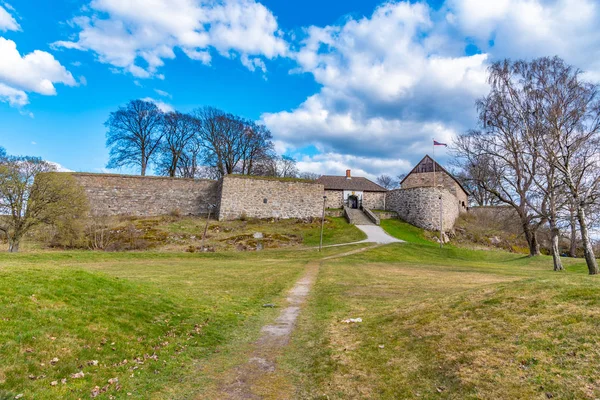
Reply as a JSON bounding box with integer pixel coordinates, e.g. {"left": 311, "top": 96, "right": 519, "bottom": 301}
{"left": 348, "top": 195, "right": 359, "bottom": 209}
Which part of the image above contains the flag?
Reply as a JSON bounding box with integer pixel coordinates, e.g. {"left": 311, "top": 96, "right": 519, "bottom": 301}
{"left": 433, "top": 140, "right": 448, "bottom": 147}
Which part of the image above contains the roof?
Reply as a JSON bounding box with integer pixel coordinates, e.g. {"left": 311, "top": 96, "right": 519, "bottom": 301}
{"left": 400, "top": 155, "right": 470, "bottom": 196}
{"left": 316, "top": 175, "right": 388, "bottom": 192}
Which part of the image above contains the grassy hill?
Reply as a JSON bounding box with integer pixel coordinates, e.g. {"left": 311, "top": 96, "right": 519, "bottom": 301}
{"left": 282, "top": 243, "right": 599, "bottom": 399}
{"left": 1, "top": 218, "right": 599, "bottom": 398}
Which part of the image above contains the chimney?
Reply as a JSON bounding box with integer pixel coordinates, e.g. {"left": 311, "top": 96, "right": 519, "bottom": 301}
{"left": 346, "top": 169, "right": 351, "bottom": 179}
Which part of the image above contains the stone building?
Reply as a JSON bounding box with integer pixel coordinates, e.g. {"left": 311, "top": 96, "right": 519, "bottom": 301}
{"left": 316, "top": 170, "right": 387, "bottom": 210}
{"left": 67, "top": 154, "right": 469, "bottom": 231}
{"left": 400, "top": 155, "right": 469, "bottom": 214}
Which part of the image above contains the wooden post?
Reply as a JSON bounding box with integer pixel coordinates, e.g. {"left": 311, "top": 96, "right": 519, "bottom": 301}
{"left": 320, "top": 196, "right": 327, "bottom": 252}
{"left": 439, "top": 194, "right": 443, "bottom": 249}
{"left": 201, "top": 204, "right": 214, "bottom": 251}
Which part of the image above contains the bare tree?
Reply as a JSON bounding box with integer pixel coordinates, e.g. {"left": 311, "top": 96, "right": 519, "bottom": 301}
{"left": 531, "top": 57, "right": 600, "bottom": 274}
{"left": 156, "top": 112, "right": 196, "bottom": 177}
{"left": 193, "top": 107, "right": 249, "bottom": 177}
{"left": 299, "top": 172, "right": 320, "bottom": 180}
{"left": 106, "top": 100, "right": 164, "bottom": 176}
{"left": 454, "top": 60, "right": 545, "bottom": 256}
{"left": 177, "top": 135, "right": 203, "bottom": 178}
{"left": 376, "top": 174, "right": 397, "bottom": 189}
{"left": 253, "top": 155, "right": 299, "bottom": 178}
{"left": 0, "top": 157, "right": 88, "bottom": 252}
{"left": 238, "top": 121, "right": 274, "bottom": 175}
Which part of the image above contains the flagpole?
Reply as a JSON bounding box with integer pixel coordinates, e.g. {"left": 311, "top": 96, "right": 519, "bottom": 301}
{"left": 432, "top": 139, "right": 436, "bottom": 188}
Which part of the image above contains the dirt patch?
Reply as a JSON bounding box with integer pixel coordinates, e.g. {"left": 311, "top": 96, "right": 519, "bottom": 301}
{"left": 217, "top": 261, "right": 319, "bottom": 399}
{"left": 221, "top": 233, "right": 302, "bottom": 251}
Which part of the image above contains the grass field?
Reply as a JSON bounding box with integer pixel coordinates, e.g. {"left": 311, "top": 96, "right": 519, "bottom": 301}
{"left": 0, "top": 248, "right": 358, "bottom": 399}
{"left": 282, "top": 242, "right": 600, "bottom": 399}
{"left": 2, "top": 219, "right": 600, "bottom": 399}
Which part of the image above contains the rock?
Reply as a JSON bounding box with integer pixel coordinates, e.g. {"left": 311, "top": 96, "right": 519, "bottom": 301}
{"left": 262, "top": 304, "right": 276, "bottom": 308}
{"left": 342, "top": 318, "right": 362, "bottom": 324}
{"left": 71, "top": 371, "right": 85, "bottom": 379}
{"left": 253, "top": 232, "right": 263, "bottom": 239}
{"left": 50, "top": 357, "right": 59, "bottom": 365}
{"left": 489, "top": 236, "right": 502, "bottom": 245}
{"left": 50, "top": 381, "right": 58, "bottom": 386}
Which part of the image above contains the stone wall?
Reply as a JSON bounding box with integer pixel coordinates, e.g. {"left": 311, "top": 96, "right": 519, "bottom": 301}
{"left": 324, "top": 189, "right": 344, "bottom": 209}
{"left": 402, "top": 170, "right": 468, "bottom": 213}
{"left": 386, "top": 187, "right": 460, "bottom": 231}
{"left": 362, "top": 191, "right": 386, "bottom": 210}
{"left": 218, "top": 176, "right": 325, "bottom": 220}
{"left": 71, "top": 173, "right": 219, "bottom": 217}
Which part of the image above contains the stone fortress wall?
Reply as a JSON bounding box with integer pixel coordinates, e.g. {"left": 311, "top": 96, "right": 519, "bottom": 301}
{"left": 402, "top": 170, "right": 468, "bottom": 213}
{"left": 71, "top": 173, "right": 220, "bottom": 217}
{"left": 218, "top": 176, "right": 324, "bottom": 220}
{"left": 385, "top": 187, "right": 460, "bottom": 231}
{"left": 69, "top": 171, "right": 465, "bottom": 231}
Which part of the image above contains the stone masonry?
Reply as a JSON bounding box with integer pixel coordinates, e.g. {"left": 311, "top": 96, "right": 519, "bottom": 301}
{"left": 71, "top": 173, "right": 219, "bottom": 216}
{"left": 218, "top": 176, "right": 325, "bottom": 220}
{"left": 386, "top": 187, "right": 460, "bottom": 231}
{"left": 402, "top": 170, "right": 468, "bottom": 213}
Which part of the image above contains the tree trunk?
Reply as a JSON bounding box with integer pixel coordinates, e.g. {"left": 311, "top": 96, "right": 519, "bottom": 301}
{"left": 576, "top": 204, "right": 598, "bottom": 275}
{"left": 8, "top": 238, "right": 20, "bottom": 253}
{"left": 549, "top": 220, "right": 563, "bottom": 271}
{"left": 569, "top": 207, "right": 578, "bottom": 257}
{"left": 141, "top": 162, "right": 147, "bottom": 176}
{"left": 522, "top": 219, "right": 541, "bottom": 257}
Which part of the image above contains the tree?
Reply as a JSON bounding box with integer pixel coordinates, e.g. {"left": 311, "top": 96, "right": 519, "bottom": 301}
{"left": 455, "top": 59, "right": 551, "bottom": 257}
{"left": 0, "top": 157, "right": 88, "bottom": 252}
{"left": 177, "top": 135, "right": 203, "bottom": 178}
{"left": 194, "top": 107, "right": 246, "bottom": 177}
{"left": 106, "top": 100, "right": 164, "bottom": 176}
{"left": 299, "top": 172, "right": 320, "bottom": 180}
{"left": 376, "top": 174, "right": 397, "bottom": 189}
{"left": 530, "top": 57, "right": 600, "bottom": 274}
{"left": 156, "top": 112, "right": 196, "bottom": 177}
{"left": 237, "top": 121, "right": 274, "bottom": 175}
{"left": 253, "top": 155, "right": 299, "bottom": 178}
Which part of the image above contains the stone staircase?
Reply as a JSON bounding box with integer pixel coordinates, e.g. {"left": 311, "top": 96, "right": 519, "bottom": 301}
{"left": 344, "top": 207, "right": 375, "bottom": 225}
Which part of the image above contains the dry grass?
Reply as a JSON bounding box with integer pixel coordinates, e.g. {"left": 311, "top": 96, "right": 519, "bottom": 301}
{"left": 283, "top": 243, "right": 600, "bottom": 399}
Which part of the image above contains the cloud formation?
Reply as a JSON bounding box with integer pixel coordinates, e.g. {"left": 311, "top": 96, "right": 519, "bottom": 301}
{"left": 0, "top": 37, "right": 76, "bottom": 107}
{"left": 53, "top": 0, "right": 287, "bottom": 78}
{"left": 0, "top": 3, "right": 19, "bottom": 31}
{"left": 263, "top": 0, "right": 600, "bottom": 176}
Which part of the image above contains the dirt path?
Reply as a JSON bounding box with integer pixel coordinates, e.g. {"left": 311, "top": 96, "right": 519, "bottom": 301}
{"left": 217, "top": 245, "right": 378, "bottom": 399}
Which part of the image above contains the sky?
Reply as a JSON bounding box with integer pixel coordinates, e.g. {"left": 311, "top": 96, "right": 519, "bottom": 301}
{"left": 1, "top": 0, "right": 600, "bottom": 180}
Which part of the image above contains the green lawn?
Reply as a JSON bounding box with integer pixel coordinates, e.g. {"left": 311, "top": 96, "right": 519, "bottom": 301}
{"left": 2, "top": 233, "right": 600, "bottom": 399}
{"left": 282, "top": 243, "right": 600, "bottom": 399}
{"left": 303, "top": 217, "right": 366, "bottom": 247}
{"left": 380, "top": 218, "right": 436, "bottom": 245}
{"left": 0, "top": 248, "right": 354, "bottom": 399}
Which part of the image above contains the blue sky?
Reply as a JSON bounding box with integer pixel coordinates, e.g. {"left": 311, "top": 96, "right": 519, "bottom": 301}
{"left": 1, "top": 0, "right": 599, "bottom": 179}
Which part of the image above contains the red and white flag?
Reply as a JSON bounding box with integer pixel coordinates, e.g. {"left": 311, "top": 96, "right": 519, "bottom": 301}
{"left": 433, "top": 140, "right": 448, "bottom": 147}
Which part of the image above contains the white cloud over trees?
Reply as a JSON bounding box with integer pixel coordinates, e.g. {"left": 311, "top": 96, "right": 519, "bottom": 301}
{"left": 53, "top": 0, "right": 288, "bottom": 78}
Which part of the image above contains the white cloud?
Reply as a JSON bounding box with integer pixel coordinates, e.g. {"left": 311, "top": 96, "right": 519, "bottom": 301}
{"left": 263, "top": 1, "right": 488, "bottom": 169}
{"left": 48, "top": 161, "right": 73, "bottom": 172}
{"left": 447, "top": 0, "right": 600, "bottom": 77}
{"left": 264, "top": 0, "right": 600, "bottom": 177}
{"left": 0, "top": 3, "right": 19, "bottom": 32}
{"left": 141, "top": 97, "right": 174, "bottom": 113}
{"left": 0, "top": 37, "right": 76, "bottom": 108}
{"left": 297, "top": 152, "right": 413, "bottom": 181}
{"left": 154, "top": 88, "right": 171, "bottom": 98}
{"left": 54, "top": 0, "right": 287, "bottom": 78}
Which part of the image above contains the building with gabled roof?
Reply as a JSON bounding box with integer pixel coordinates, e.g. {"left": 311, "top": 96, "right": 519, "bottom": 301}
{"left": 400, "top": 155, "right": 469, "bottom": 213}
{"left": 317, "top": 169, "right": 387, "bottom": 210}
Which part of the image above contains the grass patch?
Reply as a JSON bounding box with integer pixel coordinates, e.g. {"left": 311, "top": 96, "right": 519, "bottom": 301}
{"left": 283, "top": 243, "right": 599, "bottom": 399}
{"left": 303, "top": 217, "right": 366, "bottom": 247}
{"left": 380, "top": 219, "right": 434, "bottom": 245}
{"left": 0, "top": 250, "right": 316, "bottom": 399}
